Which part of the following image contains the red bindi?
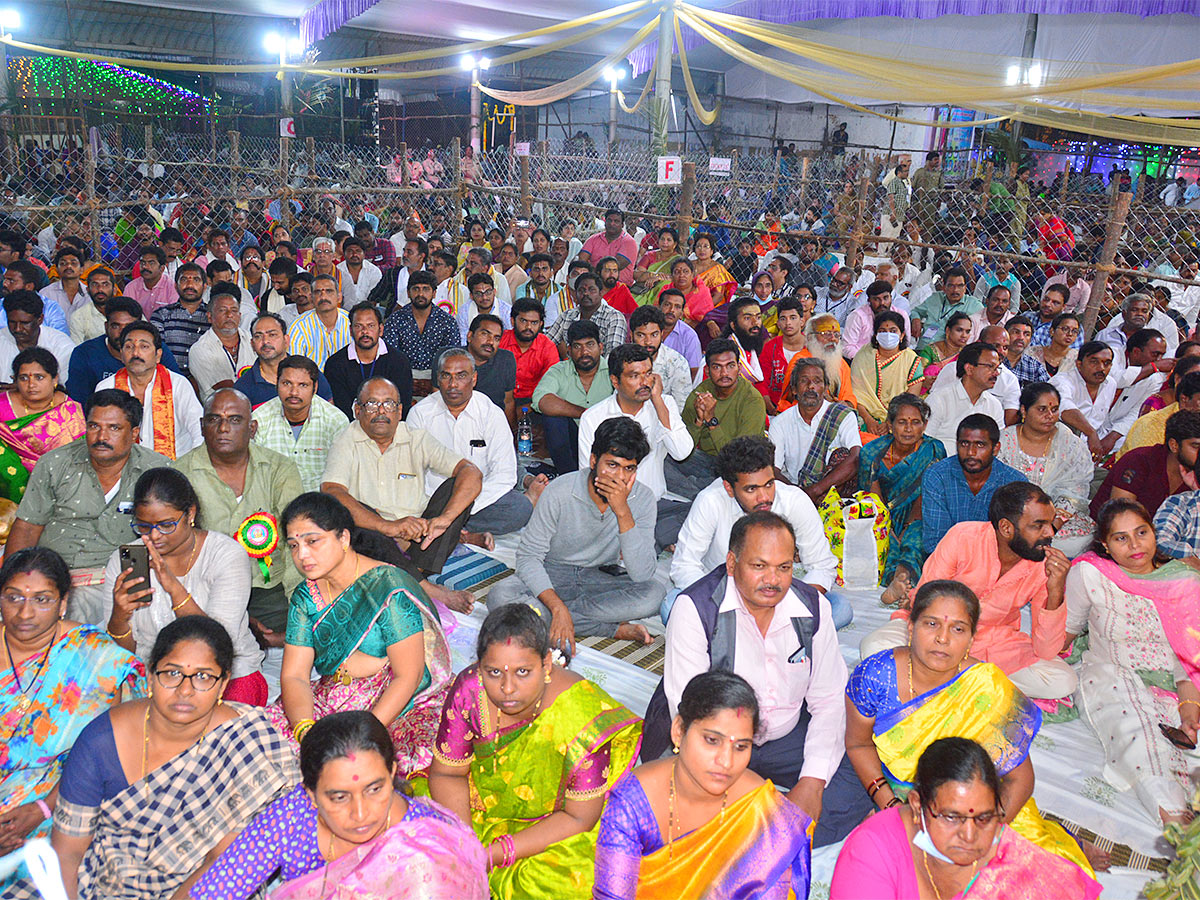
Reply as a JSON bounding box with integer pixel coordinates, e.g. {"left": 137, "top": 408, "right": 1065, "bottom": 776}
{"left": 347, "top": 752, "right": 356, "bottom": 762}
{"left": 505, "top": 637, "right": 512, "bottom": 645}
{"left": 352, "top": 775, "right": 359, "bottom": 781}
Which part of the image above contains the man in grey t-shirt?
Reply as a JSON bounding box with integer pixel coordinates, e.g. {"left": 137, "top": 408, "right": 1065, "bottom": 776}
{"left": 486, "top": 416, "right": 666, "bottom": 654}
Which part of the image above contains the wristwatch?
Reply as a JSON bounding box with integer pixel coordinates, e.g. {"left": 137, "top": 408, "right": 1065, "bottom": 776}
{"left": 706, "top": 416, "right": 720, "bottom": 428}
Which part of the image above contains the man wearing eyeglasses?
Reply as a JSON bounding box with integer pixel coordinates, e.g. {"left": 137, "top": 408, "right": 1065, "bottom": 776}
{"left": 8, "top": 390, "right": 172, "bottom": 624}
{"left": 174, "top": 388, "right": 304, "bottom": 648}
{"left": 321, "top": 376, "right": 482, "bottom": 614}
{"left": 925, "top": 342, "right": 1007, "bottom": 457}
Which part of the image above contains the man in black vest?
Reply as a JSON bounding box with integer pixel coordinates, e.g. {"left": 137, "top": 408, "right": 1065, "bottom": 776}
{"left": 647, "top": 509, "right": 872, "bottom": 845}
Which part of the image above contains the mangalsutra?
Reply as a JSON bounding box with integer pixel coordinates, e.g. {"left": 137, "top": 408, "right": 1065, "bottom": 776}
{"left": 3, "top": 624, "right": 56, "bottom": 717}
{"left": 921, "top": 847, "right": 976, "bottom": 900}
{"left": 666, "top": 760, "right": 726, "bottom": 860}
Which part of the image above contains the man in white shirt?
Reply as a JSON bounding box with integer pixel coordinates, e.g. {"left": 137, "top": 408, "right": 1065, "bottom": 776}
{"left": 68, "top": 270, "right": 112, "bottom": 345}
{"left": 336, "top": 237, "right": 382, "bottom": 310}
{"left": 1096, "top": 292, "right": 1152, "bottom": 354}
{"left": 0, "top": 291, "right": 75, "bottom": 381}
{"left": 193, "top": 229, "right": 240, "bottom": 273}
{"left": 188, "top": 286, "right": 256, "bottom": 401}
{"left": 578, "top": 343, "right": 693, "bottom": 548}
{"left": 97, "top": 321, "right": 203, "bottom": 459}
{"left": 671, "top": 435, "right": 838, "bottom": 594}
{"left": 408, "top": 348, "right": 538, "bottom": 539}
{"left": 456, "top": 273, "right": 513, "bottom": 343}
{"left": 1053, "top": 337, "right": 1171, "bottom": 460}
{"left": 929, "top": 325, "right": 1019, "bottom": 425}
{"left": 629, "top": 305, "right": 691, "bottom": 410}
{"left": 925, "top": 342, "right": 1006, "bottom": 456}
{"left": 653, "top": 510, "right": 872, "bottom": 846}
{"left": 768, "top": 358, "right": 861, "bottom": 500}
{"left": 40, "top": 246, "right": 88, "bottom": 320}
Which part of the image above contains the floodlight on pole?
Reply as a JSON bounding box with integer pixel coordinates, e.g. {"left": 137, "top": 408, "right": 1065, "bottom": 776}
{"left": 0, "top": 9, "right": 19, "bottom": 33}
{"left": 604, "top": 66, "right": 625, "bottom": 145}
{"left": 461, "top": 54, "right": 476, "bottom": 72}
{"left": 478, "top": 56, "right": 490, "bottom": 70}
{"left": 1005, "top": 64, "right": 1020, "bottom": 86}
{"left": 263, "top": 32, "right": 284, "bottom": 55}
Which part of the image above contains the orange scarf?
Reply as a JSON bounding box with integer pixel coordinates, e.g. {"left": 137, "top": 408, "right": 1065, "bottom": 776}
{"left": 115, "top": 365, "right": 176, "bottom": 459}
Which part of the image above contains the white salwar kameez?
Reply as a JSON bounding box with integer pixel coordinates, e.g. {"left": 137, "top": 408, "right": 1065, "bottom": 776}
{"left": 1065, "top": 562, "right": 1192, "bottom": 819}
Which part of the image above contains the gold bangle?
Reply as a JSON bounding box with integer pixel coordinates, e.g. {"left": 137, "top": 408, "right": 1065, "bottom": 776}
{"left": 293, "top": 719, "right": 316, "bottom": 743}
{"left": 1179, "top": 699, "right": 1200, "bottom": 709}
{"left": 172, "top": 593, "right": 193, "bottom": 613}
{"left": 106, "top": 625, "right": 132, "bottom": 640}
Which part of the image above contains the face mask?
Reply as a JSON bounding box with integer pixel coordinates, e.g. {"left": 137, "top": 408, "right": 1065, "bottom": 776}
{"left": 877, "top": 331, "right": 902, "bottom": 350}
{"left": 913, "top": 810, "right": 955, "bottom": 863}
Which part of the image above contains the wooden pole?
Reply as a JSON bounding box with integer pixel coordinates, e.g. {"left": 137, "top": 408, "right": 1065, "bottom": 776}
{"left": 144, "top": 124, "right": 153, "bottom": 172}
{"left": 399, "top": 141, "right": 409, "bottom": 188}
{"left": 520, "top": 156, "right": 532, "bottom": 219}
{"left": 228, "top": 131, "right": 240, "bottom": 198}
{"left": 1081, "top": 190, "right": 1132, "bottom": 340}
{"left": 798, "top": 154, "right": 811, "bottom": 214}
{"left": 451, "top": 137, "right": 464, "bottom": 241}
{"left": 844, "top": 172, "right": 870, "bottom": 272}
{"left": 1059, "top": 162, "right": 1071, "bottom": 212}
{"left": 85, "top": 136, "right": 101, "bottom": 264}
{"left": 676, "top": 161, "right": 696, "bottom": 248}
{"left": 305, "top": 137, "right": 317, "bottom": 194}
{"left": 979, "top": 161, "right": 994, "bottom": 219}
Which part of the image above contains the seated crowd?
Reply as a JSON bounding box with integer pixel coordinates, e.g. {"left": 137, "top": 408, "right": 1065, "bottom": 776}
{"left": 0, "top": 196, "right": 1194, "bottom": 899}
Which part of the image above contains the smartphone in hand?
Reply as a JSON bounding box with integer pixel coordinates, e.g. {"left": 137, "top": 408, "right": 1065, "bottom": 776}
{"left": 119, "top": 542, "right": 151, "bottom": 596}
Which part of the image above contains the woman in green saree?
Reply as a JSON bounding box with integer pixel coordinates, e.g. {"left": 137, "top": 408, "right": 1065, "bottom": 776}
{"left": 632, "top": 226, "right": 681, "bottom": 301}
{"left": 428, "top": 604, "right": 642, "bottom": 900}
{"left": 0, "top": 348, "right": 85, "bottom": 502}
{"left": 269, "top": 493, "right": 452, "bottom": 778}
{"left": 857, "top": 392, "right": 945, "bottom": 601}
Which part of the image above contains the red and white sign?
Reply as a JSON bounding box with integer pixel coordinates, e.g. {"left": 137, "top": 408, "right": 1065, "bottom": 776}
{"left": 280, "top": 117, "right": 295, "bottom": 138}
{"left": 514, "top": 142, "right": 531, "bottom": 157}
{"left": 657, "top": 156, "right": 682, "bottom": 185}
{"left": 709, "top": 156, "right": 731, "bottom": 177}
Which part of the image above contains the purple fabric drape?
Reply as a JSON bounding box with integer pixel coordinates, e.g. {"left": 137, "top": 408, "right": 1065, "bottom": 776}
{"left": 627, "top": 0, "right": 1200, "bottom": 75}
{"left": 300, "top": 0, "right": 382, "bottom": 45}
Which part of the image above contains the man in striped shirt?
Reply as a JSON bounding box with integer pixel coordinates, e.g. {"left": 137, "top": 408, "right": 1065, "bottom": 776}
{"left": 287, "top": 273, "right": 351, "bottom": 368}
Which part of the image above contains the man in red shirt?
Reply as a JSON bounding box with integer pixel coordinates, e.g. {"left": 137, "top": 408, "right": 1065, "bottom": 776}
{"left": 578, "top": 208, "right": 639, "bottom": 285}
{"left": 598, "top": 256, "right": 637, "bottom": 319}
{"left": 500, "top": 297, "right": 561, "bottom": 403}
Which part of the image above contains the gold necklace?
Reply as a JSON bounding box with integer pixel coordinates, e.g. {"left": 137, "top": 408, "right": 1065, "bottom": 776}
{"left": 324, "top": 802, "right": 392, "bottom": 861}
{"left": 174, "top": 532, "right": 201, "bottom": 578}
{"left": 666, "top": 760, "right": 726, "bottom": 860}
{"left": 142, "top": 702, "right": 217, "bottom": 780}
{"left": 921, "top": 848, "right": 977, "bottom": 900}
{"left": 1019, "top": 425, "right": 1053, "bottom": 458}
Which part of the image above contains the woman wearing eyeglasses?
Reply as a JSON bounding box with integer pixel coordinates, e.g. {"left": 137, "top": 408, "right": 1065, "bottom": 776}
{"left": 1029, "top": 313, "right": 1080, "bottom": 378}
{"left": 843, "top": 580, "right": 1095, "bottom": 876}
{"left": 37, "top": 616, "right": 297, "bottom": 900}
{"left": 102, "top": 467, "right": 266, "bottom": 705}
{"left": 0, "top": 548, "right": 142, "bottom": 874}
{"left": 831, "top": 737, "right": 1100, "bottom": 899}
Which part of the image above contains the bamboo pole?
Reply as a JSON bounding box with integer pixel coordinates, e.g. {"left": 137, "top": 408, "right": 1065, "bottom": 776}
{"left": 1082, "top": 190, "right": 1132, "bottom": 340}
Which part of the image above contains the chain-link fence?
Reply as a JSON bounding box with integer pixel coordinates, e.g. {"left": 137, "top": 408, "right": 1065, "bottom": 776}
{"left": 2, "top": 113, "right": 1199, "bottom": 342}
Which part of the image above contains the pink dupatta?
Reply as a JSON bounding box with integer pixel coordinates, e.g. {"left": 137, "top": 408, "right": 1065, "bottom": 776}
{"left": 1074, "top": 551, "right": 1200, "bottom": 690}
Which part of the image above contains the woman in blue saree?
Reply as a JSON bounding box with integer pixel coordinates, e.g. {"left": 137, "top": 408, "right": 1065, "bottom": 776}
{"left": 0, "top": 548, "right": 144, "bottom": 878}
{"left": 857, "top": 392, "right": 945, "bottom": 601}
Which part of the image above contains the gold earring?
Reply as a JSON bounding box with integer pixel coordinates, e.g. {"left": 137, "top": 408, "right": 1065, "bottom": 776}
{"left": 544, "top": 670, "right": 552, "bottom": 684}
{"left": 672, "top": 744, "right": 680, "bottom": 755}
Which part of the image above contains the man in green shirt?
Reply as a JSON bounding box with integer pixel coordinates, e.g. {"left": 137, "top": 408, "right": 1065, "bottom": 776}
{"left": 174, "top": 388, "right": 304, "bottom": 645}
{"left": 910, "top": 266, "right": 983, "bottom": 349}
{"left": 668, "top": 338, "right": 767, "bottom": 499}
{"left": 531, "top": 319, "right": 613, "bottom": 473}
{"left": 8, "top": 389, "right": 172, "bottom": 624}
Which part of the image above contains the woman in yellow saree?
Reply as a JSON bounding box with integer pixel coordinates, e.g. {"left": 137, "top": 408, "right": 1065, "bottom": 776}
{"left": 692, "top": 232, "right": 737, "bottom": 308}
{"left": 427, "top": 605, "right": 641, "bottom": 900}
{"left": 845, "top": 579, "right": 1096, "bottom": 877}
{"left": 594, "top": 671, "right": 810, "bottom": 900}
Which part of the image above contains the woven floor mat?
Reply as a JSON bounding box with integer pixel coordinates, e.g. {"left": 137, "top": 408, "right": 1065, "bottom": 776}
{"left": 577, "top": 633, "right": 666, "bottom": 676}
{"left": 1046, "top": 812, "right": 1170, "bottom": 873}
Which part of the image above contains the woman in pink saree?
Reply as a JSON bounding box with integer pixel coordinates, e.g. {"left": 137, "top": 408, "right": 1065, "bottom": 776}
{"left": 190, "top": 711, "right": 487, "bottom": 900}
{"left": 831, "top": 737, "right": 1099, "bottom": 899}
{"left": 0, "top": 347, "right": 84, "bottom": 502}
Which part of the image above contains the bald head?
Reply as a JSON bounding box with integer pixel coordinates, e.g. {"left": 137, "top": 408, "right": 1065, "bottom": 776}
{"left": 201, "top": 387, "right": 256, "bottom": 459}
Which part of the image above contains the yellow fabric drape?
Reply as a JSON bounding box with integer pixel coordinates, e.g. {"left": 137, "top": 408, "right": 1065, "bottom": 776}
{"left": 675, "top": 16, "right": 717, "bottom": 126}
{"left": 477, "top": 17, "right": 660, "bottom": 107}
{"left": 617, "top": 46, "right": 656, "bottom": 115}
{"left": 0, "top": 0, "right": 651, "bottom": 80}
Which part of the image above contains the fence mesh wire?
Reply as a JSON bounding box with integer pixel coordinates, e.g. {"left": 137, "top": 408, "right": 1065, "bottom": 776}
{"left": 2, "top": 115, "right": 1197, "bottom": 336}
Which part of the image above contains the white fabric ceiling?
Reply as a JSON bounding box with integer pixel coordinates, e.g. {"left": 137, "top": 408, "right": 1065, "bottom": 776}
{"left": 722, "top": 12, "right": 1200, "bottom": 109}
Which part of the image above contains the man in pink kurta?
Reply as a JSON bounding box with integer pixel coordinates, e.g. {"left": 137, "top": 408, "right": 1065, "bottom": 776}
{"left": 861, "top": 482, "right": 1077, "bottom": 701}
